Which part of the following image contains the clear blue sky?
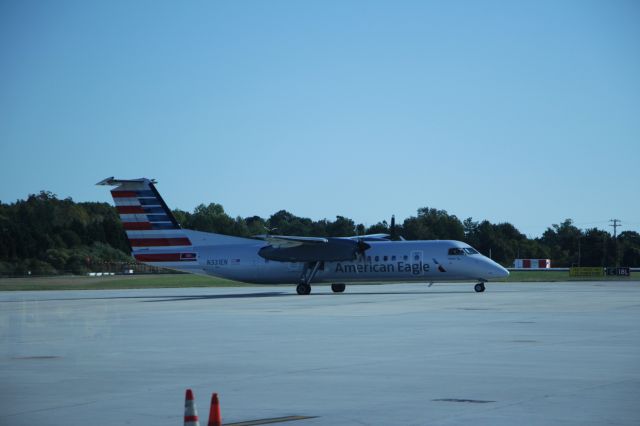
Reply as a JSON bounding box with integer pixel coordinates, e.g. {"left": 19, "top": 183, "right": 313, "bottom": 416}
{"left": 1, "top": 1, "right": 639, "bottom": 237}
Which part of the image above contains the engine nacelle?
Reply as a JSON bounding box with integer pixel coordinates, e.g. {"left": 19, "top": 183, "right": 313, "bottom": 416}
{"left": 258, "top": 238, "right": 367, "bottom": 262}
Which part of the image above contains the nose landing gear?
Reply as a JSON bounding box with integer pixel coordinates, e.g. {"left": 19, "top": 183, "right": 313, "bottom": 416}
{"left": 474, "top": 282, "right": 486, "bottom": 293}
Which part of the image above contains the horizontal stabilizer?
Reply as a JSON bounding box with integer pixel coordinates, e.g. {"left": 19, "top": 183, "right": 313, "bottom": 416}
{"left": 96, "top": 177, "right": 157, "bottom": 186}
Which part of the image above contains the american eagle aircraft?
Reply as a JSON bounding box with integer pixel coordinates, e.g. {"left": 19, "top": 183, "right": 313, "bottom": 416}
{"left": 98, "top": 177, "right": 509, "bottom": 295}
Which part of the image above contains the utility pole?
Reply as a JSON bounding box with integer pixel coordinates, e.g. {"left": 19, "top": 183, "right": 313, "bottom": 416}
{"left": 609, "top": 219, "right": 621, "bottom": 238}
{"left": 610, "top": 219, "right": 621, "bottom": 267}
{"left": 578, "top": 236, "right": 581, "bottom": 267}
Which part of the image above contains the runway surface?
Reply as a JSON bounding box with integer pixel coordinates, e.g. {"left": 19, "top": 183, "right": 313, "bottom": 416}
{"left": 1, "top": 281, "right": 639, "bottom": 425}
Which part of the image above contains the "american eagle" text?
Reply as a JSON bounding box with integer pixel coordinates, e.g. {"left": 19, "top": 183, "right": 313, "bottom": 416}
{"left": 335, "top": 261, "right": 430, "bottom": 275}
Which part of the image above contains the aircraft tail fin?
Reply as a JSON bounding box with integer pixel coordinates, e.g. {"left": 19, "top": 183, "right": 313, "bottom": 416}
{"left": 97, "top": 177, "right": 193, "bottom": 258}
{"left": 98, "top": 177, "right": 256, "bottom": 268}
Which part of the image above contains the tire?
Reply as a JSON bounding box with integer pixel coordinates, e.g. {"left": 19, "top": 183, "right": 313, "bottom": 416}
{"left": 297, "top": 283, "right": 311, "bottom": 295}
{"left": 474, "top": 283, "right": 485, "bottom": 293}
{"left": 331, "top": 283, "right": 346, "bottom": 293}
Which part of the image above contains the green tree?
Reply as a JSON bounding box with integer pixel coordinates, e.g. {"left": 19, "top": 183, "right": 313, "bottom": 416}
{"left": 540, "top": 219, "right": 583, "bottom": 266}
{"left": 619, "top": 231, "right": 640, "bottom": 267}
{"left": 172, "top": 209, "right": 192, "bottom": 228}
{"left": 3, "top": 186, "right": 640, "bottom": 275}
{"left": 402, "top": 207, "right": 464, "bottom": 241}
{"left": 463, "top": 217, "right": 479, "bottom": 240}
{"left": 244, "top": 215, "right": 268, "bottom": 236}
{"left": 366, "top": 221, "right": 389, "bottom": 235}
{"left": 267, "top": 210, "right": 314, "bottom": 235}
{"left": 580, "top": 228, "right": 615, "bottom": 267}
{"left": 190, "top": 203, "right": 236, "bottom": 234}
{"left": 326, "top": 216, "right": 356, "bottom": 237}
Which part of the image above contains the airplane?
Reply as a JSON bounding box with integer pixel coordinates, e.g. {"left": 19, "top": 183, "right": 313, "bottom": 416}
{"left": 97, "top": 177, "right": 510, "bottom": 295}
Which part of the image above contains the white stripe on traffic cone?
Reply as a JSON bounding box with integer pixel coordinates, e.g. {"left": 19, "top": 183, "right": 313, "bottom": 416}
{"left": 184, "top": 389, "right": 200, "bottom": 426}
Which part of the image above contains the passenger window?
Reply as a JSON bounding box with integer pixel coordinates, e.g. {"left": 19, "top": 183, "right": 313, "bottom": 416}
{"left": 383, "top": 255, "right": 388, "bottom": 261}
{"left": 391, "top": 255, "right": 396, "bottom": 261}
{"left": 367, "top": 256, "right": 371, "bottom": 262}
{"left": 403, "top": 255, "right": 408, "bottom": 261}
{"left": 375, "top": 256, "right": 379, "bottom": 262}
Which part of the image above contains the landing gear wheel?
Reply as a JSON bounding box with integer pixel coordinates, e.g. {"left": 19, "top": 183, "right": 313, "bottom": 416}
{"left": 296, "top": 283, "right": 311, "bottom": 295}
{"left": 331, "top": 283, "right": 346, "bottom": 293}
{"left": 474, "top": 283, "right": 486, "bottom": 293}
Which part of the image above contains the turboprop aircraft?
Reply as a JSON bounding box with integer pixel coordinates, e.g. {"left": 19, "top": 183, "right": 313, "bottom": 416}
{"left": 98, "top": 177, "right": 509, "bottom": 295}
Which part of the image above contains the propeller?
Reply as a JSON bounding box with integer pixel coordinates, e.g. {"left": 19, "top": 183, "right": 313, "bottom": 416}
{"left": 263, "top": 225, "right": 278, "bottom": 236}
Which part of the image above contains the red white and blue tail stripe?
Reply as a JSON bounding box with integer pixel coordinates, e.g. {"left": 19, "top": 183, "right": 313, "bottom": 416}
{"left": 97, "top": 177, "right": 197, "bottom": 266}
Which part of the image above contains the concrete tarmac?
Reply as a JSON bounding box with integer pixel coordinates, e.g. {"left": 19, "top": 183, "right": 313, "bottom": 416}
{"left": 1, "top": 281, "right": 639, "bottom": 425}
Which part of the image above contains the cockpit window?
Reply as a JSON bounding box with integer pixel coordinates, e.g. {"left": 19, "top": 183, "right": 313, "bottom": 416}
{"left": 463, "top": 247, "right": 479, "bottom": 255}
{"left": 448, "top": 248, "right": 465, "bottom": 256}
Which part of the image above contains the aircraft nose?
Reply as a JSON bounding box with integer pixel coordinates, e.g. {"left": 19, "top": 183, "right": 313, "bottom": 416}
{"left": 496, "top": 264, "right": 510, "bottom": 278}
{"left": 480, "top": 258, "right": 509, "bottom": 279}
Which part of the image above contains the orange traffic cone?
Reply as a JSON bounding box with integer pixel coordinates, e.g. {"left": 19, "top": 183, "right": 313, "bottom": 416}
{"left": 184, "top": 389, "right": 200, "bottom": 426}
{"left": 207, "top": 393, "right": 222, "bottom": 426}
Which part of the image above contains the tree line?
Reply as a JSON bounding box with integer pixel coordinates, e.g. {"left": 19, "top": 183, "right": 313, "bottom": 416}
{"left": 1, "top": 191, "right": 639, "bottom": 276}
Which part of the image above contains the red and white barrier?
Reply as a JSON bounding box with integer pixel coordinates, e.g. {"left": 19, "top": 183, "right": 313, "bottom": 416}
{"left": 514, "top": 259, "right": 551, "bottom": 269}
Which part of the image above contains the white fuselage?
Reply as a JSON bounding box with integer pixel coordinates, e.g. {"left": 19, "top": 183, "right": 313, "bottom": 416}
{"left": 152, "top": 239, "right": 509, "bottom": 284}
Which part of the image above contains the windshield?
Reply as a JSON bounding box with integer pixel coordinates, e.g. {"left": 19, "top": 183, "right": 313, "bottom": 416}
{"left": 448, "top": 247, "right": 480, "bottom": 256}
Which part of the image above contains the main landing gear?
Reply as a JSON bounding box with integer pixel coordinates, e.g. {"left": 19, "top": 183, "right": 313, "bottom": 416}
{"left": 296, "top": 261, "right": 347, "bottom": 295}
{"left": 296, "top": 283, "right": 311, "bottom": 295}
{"left": 331, "top": 283, "right": 346, "bottom": 293}
{"left": 297, "top": 261, "right": 321, "bottom": 295}
{"left": 296, "top": 282, "right": 346, "bottom": 295}
{"left": 474, "top": 282, "right": 486, "bottom": 293}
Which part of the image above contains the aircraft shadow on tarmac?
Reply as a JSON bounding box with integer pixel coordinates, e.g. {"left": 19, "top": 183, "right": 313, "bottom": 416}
{"left": 142, "top": 289, "right": 470, "bottom": 302}
{"left": 3, "top": 288, "right": 485, "bottom": 304}
{"left": 142, "top": 292, "right": 291, "bottom": 302}
{"left": 1, "top": 292, "right": 290, "bottom": 303}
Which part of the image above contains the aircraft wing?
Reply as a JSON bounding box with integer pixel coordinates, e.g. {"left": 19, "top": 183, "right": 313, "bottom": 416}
{"left": 345, "top": 233, "right": 390, "bottom": 241}
{"left": 254, "top": 235, "right": 329, "bottom": 248}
